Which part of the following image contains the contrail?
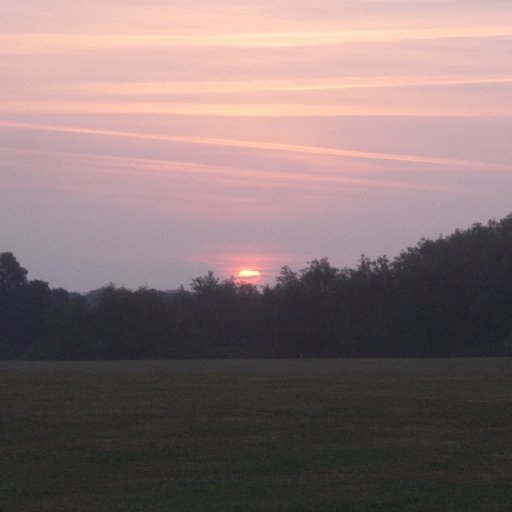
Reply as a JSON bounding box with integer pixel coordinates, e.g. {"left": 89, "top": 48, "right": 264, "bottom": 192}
{"left": 0, "top": 146, "right": 465, "bottom": 193}
{"left": 0, "top": 119, "right": 503, "bottom": 169}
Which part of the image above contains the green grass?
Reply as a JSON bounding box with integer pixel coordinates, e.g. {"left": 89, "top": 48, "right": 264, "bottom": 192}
{"left": 1, "top": 358, "right": 511, "bottom": 511}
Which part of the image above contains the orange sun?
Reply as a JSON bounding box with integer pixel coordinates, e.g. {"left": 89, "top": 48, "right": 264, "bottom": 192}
{"left": 238, "top": 269, "right": 261, "bottom": 278}
{"left": 237, "top": 269, "right": 261, "bottom": 282}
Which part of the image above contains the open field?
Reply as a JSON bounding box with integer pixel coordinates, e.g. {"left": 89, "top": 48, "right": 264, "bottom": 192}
{"left": 1, "top": 359, "right": 511, "bottom": 511}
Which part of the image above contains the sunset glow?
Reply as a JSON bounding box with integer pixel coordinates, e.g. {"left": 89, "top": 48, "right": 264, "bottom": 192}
{"left": 236, "top": 269, "right": 262, "bottom": 285}
{"left": 1, "top": 0, "right": 511, "bottom": 291}
{"left": 238, "top": 269, "right": 261, "bottom": 278}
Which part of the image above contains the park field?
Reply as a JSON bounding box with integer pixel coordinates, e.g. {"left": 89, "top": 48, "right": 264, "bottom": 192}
{"left": 1, "top": 358, "right": 511, "bottom": 511}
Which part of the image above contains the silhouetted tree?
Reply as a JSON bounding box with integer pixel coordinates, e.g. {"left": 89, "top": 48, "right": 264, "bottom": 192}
{"left": 0, "top": 252, "right": 28, "bottom": 288}
{"left": 2, "top": 214, "right": 512, "bottom": 359}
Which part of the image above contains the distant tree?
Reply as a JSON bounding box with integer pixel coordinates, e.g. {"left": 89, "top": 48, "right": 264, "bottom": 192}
{"left": 275, "top": 265, "right": 300, "bottom": 289}
{"left": 0, "top": 252, "right": 28, "bottom": 288}
{"left": 0, "top": 253, "right": 29, "bottom": 357}
{"left": 299, "top": 258, "right": 340, "bottom": 295}
{"left": 190, "top": 271, "right": 220, "bottom": 294}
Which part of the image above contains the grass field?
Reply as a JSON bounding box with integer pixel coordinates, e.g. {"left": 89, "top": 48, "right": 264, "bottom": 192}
{"left": 1, "top": 358, "right": 511, "bottom": 511}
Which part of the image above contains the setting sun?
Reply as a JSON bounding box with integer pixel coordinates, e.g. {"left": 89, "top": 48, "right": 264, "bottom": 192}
{"left": 238, "top": 269, "right": 261, "bottom": 279}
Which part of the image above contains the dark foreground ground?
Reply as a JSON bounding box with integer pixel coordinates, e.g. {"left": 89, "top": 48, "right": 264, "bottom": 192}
{"left": 1, "top": 358, "right": 511, "bottom": 511}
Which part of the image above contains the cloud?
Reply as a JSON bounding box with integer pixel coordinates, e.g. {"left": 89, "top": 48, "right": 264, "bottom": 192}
{"left": 77, "top": 76, "right": 512, "bottom": 95}
{"left": 1, "top": 26, "right": 512, "bottom": 55}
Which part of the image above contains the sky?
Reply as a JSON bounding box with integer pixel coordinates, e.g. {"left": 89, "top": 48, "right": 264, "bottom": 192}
{"left": 1, "top": 0, "right": 511, "bottom": 291}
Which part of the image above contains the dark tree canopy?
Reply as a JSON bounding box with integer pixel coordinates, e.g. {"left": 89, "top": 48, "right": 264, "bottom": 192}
{"left": 2, "top": 214, "right": 512, "bottom": 359}
{"left": 0, "top": 252, "right": 28, "bottom": 288}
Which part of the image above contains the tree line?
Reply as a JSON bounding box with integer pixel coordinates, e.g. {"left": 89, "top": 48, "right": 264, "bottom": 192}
{"left": 2, "top": 214, "right": 512, "bottom": 359}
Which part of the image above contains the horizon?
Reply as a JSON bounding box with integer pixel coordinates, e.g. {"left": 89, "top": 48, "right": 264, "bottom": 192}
{"left": 8, "top": 211, "right": 512, "bottom": 294}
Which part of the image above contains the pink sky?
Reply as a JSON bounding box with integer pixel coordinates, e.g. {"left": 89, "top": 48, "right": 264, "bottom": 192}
{"left": 1, "top": 0, "right": 511, "bottom": 291}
